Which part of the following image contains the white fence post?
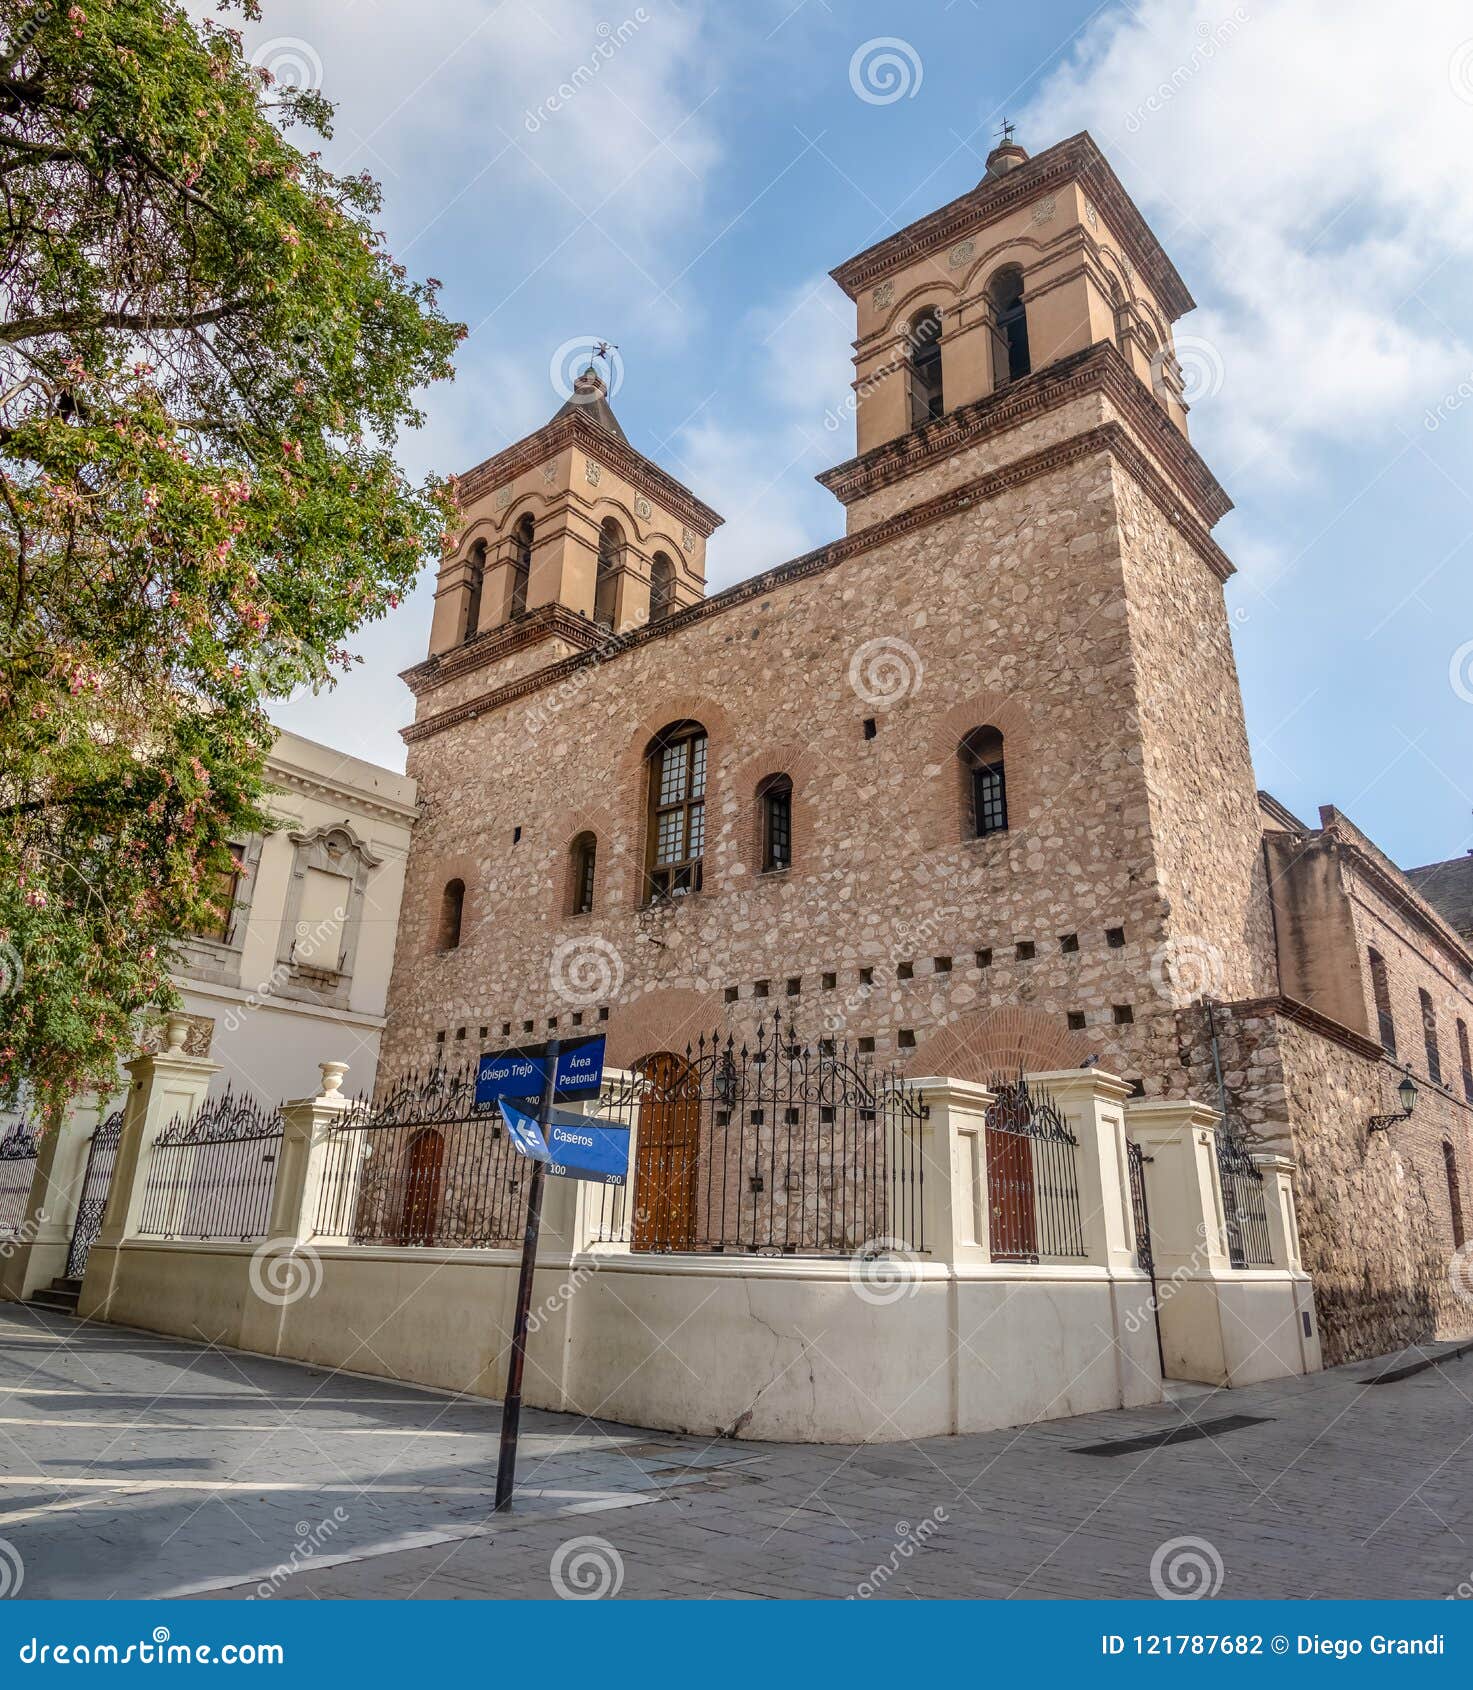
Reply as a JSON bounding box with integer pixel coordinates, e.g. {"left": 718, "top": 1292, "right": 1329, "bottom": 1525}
{"left": 78, "top": 1014, "right": 219, "bottom": 1321}
{"left": 911, "top": 1077, "right": 993, "bottom": 1264}
{"left": 1123, "top": 1098, "right": 1231, "bottom": 1275}
{"left": 268, "top": 1062, "right": 353, "bottom": 1245}
{"left": 1252, "top": 1151, "right": 1303, "bottom": 1273}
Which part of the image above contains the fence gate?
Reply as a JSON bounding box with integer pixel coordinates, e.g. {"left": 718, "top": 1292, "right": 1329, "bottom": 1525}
{"left": 1216, "top": 1129, "right": 1273, "bottom": 1268}
{"left": 65, "top": 1108, "right": 124, "bottom": 1281}
{"left": 0, "top": 1122, "right": 39, "bottom": 1240}
{"left": 1127, "top": 1140, "right": 1166, "bottom": 1376}
{"left": 983, "top": 1076, "right": 1086, "bottom": 1264}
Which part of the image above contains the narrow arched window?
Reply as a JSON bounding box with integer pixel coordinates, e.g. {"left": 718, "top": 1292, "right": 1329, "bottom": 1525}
{"left": 595, "top": 518, "right": 622, "bottom": 629}
{"left": 961, "top": 726, "right": 1008, "bottom": 838}
{"left": 1445, "top": 1140, "right": 1466, "bottom": 1249}
{"left": 1368, "top": 949, "right": 1396, "bottom": 1056}
{"left": 758, "top": 774, "right": 793, "bottom": 873}
{"left": 1421, "top": 988, "right": 1443, "bottom": 1085}
{"left": 1459, "top": 1019, "right": 1473, "bottom": 1104}
{"left": 989, "top": 267, "right": 1030, "bottom": 383}
{"left": 437, "top": 879, "right": 465, "bottom": 951}
{"left": 462, "top": 541, "right": 485, "bottom": 644}
{"left": 906, "top": 308, "right": 944, "bottom": 428}
{"left": 649, "top": 551, "right": 676, "bottom": 622}
{"left": 646, "top": 721, "right": 707, "bottom": 901}
{"left": 571, "top": 832, "right": 597, "bottom": 915}
{"left": 510, "top": 515, "right": 533, "bottom": 618}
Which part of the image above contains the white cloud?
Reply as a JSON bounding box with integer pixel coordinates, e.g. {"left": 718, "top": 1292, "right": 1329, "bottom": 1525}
{"left": 1022, "top": 0, "right": 1473, "bottom": 473}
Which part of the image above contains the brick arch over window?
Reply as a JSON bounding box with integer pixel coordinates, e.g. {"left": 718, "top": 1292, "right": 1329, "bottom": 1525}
{"left": 729, "top": 745, "right": 821, "bottom": 877}
{"left": 906, "top": 1007, "right": 1091, "bottom": 1083}
{"left": 420, "top": 854, "right": 477, "bottom": 957}
{"left": 611, "top": 697, "right": 735, "bottom": 904}
{"left": 927, "top": 695, "right": 1033, "bottom": 853}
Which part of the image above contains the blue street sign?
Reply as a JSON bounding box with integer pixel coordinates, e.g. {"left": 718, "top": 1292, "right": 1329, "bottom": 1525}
{"left": 497, "top": 1100, "right": 550, "bottom": 1162}
{"left": 475, "top": 1034, "right": 607, "bottom": 1107}
{"left": 541, "top": 1107, "right": 630, "bottom": 1186}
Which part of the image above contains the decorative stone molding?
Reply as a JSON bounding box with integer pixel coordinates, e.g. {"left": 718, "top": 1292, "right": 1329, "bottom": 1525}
{"left": 274, "top": 823, "right": 384, "bottom": 1011}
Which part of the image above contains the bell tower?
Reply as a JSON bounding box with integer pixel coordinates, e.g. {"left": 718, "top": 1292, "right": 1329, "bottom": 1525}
{"left": 825, "top": 131, "right": 1194, "bottom": 480}
{"left": 426, "top": 363, "right": 722, "bottom": 659}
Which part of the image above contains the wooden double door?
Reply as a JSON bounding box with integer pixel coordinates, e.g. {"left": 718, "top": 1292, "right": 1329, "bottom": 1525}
{"left": 632, "top": 1052, "right": 699, "bottom": 1252}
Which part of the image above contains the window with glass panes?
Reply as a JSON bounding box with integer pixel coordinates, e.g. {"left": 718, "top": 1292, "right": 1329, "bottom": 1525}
{"left": 761, "top": 775, "right": 792, "bottom": 872}
{"left": 647, "top": 725, "right": 706, "bottom": 899}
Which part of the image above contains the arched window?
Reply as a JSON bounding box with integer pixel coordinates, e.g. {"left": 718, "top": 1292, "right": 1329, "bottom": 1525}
{"left": 510, "top": 514, "right": 533, "bottom": 618}
{"left": 436, "top": 878, "right": 465, "bottom": 951}
{"left": 571, "top": 832, "right": 597, "bottom": 915}
{"left": 646, "top": 720, "right": 707, "bottom": 901}
{"left": 1459, "top": 1018, "right": 1473, "bottom": 1104}
{"left": 961, "top": 726, "right": 1008, "bottom": 838}
{"left": 1444, "top": 1140, "right": 1466, "bottom": 1249}
{"left": 649, "top": 551, "right": 676, "bottom": 623}
{"left": 906, "top": 307, "right": 944, "bottom": 428}
{"left": 461, "top": 541, "right": 486, "bottom": 644}
{"left": 1421, "top": 988, "right": 1443, "bottom": 1085}
{"left": 989, "top": 267, "right": 1030, "bottom": 383}
{"left": 1368, "top": 949, "right": 1396, "bottom": 1056}
{"left": 595, "top": 518, "right": 623, "bottom": 629}
{"left": 758, "top": 774, "right": 793, "bottom": 873}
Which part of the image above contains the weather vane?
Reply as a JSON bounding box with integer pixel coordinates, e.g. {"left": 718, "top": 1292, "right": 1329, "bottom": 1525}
{"left": 997, "top": 118, "right": 1016, "bottom": 146}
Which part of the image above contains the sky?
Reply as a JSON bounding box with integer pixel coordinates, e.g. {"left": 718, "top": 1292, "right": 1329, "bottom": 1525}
{"left": 234, "top": 0, "right": 1473, "bottom": 872}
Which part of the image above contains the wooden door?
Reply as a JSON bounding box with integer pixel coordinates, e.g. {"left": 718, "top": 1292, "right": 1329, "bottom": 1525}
{"left": 633, "top": 1052, "right": 699, "bottom": 1251}
{"left": 398, "top": 1128, "right": 444, "bottom": 1246}
{"left": 984, "top": 1126, "right": 1037, "bottom": 1262}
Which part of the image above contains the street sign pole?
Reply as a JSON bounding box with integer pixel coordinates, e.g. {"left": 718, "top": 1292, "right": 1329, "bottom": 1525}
{"left": 494, "top": 1037, "right": 559, "bottom": 1512}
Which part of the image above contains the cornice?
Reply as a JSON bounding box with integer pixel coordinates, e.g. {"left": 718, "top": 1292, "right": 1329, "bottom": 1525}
{"left": 1322, "top": 823, "right": 1473, "bottom": 976}
{"left": 453, "top": 411, "right": 724, "bottom": 538}
{"left": 830, "top": 133, "right": 1194, "bottom": 321}
{"left": 401, "top": 603, "right": 608, "bottom": 698}
{"left": 404, "top": 419, "right": 1231, "bottom": 745}
{"left": 816, "top": 341, "right": 1232, "bottom": 528}
{"left": 264, "top": 757, "right": 419, "bottom": 827}
{"left": 1223, "top": 994, "right": 1384, "bottom": 1063}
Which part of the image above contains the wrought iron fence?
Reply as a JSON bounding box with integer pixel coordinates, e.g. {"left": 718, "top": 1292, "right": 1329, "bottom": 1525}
{"left": 315, "top": 1065, "right": 531, "bottom": 1249}
{"left": 1217, "top": 1129, "right": 1273, "bottom": 1268}
{"left": 983, "top": 1076, "right": 1086, "bottom": 1263}
{"left": 587, "top": 1016, "right": 927, "bottom": 1257}
{"left": 66, "top": 1108, "right": 123, "bottom": 1279}
{"left": 0, "top": 1122, "right": 39, "bottom": 1238}
{"left": 135, "top": 1087, "right": 283, "bottom": 1242}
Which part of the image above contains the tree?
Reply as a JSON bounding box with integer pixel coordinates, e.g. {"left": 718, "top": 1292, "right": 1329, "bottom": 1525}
{"left": 0, "top": 0, "right": 463, "bottom": 1123}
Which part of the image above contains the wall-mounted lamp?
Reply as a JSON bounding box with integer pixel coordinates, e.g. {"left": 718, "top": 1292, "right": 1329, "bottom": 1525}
{"left": 1368, "top": 1075, "right": 1418, "bottom": 1135}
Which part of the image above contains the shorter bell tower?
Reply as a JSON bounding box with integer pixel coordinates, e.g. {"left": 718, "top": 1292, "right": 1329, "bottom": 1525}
{"left": 427, "top": 364, "right": 723, "bottom": 658}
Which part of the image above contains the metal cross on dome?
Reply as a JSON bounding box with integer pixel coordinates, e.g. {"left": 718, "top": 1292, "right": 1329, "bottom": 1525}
{"left": 997, "top": 118, "right": 1016, "bottom": 145}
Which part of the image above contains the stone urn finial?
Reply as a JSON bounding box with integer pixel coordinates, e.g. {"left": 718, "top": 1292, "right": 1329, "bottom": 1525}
{"left": 319, "top": 1060, "right": 349, "bottom": 1098}
{"left": 163, "top": 1013, "right": 190, "bottom": 1054}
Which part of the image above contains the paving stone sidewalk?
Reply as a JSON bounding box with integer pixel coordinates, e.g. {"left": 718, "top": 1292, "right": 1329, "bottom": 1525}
{"left": 3, "top": 1302, "right": 1472, "bottom": 1600}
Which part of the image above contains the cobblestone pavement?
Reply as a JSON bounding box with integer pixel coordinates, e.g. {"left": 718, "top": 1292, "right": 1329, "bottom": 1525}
{"left": 3, "top": 1302, "right": 1473, "bottom": 1601}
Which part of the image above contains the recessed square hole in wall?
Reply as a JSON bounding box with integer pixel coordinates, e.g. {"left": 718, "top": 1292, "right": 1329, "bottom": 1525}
{"left": 898, "top": 1028, "right": 916, "bottom": 1050}
{"left": 1127, "top": 1077, "right": 1146, "bottom": 1097}
{"left": 786, "top": 977, "right": 801, "bottom": 996}
{"left": 522, "top": 1019, "right": 534, "bottom": 1034}
{"left": 1106, "top": 927, "right": 1126, "bottom": 948}
{"left": 724, "top": 985, "right": 739, "bottom": 1004}
{"left": 858, "top": 1036, "right": 875, "bottom": 1054}
{"left": 598, "top": 1006, "right": 609, "bottom": 1022}
{"left": 897, "top": 961, "right": 914, "bottom": 981}
{"left": 547, "top": 1017, "right": 558, "bottom": 1030}
{"left": 572, "top": 1011, "right": 584, "bottom": 1026}
{"left": 479, "top": 1026, "right": 488, "bottom": 1040}
{"left": 934, "top": 955, "right": 952, "bottom": 973}
{"left": 859, "top": 966, "right": 874, "bottom": 985}
{"left": 820, "top": 1038, "right": 836, "bottom": 1056}
{"left": 1113, "top": 1004, "right": 1134, "bottom": 1025}
{"left": 435, "top": 1030, "right": 446, "bottom": 1045}
{"left": 822, "top": 972, "right": 837, "bottom": 991}
{"left": 1016, "top": 941, "right": 1036, "bottom": 962}
{"left": 863, "top": 718, "right": 877, "bottom": 740}
{"left": 455, "top": 1027, "right": 466, "bottom": 1040}
{"left": 1067, "top": 1010, "right": 1086, "bottom": 1031}
{"left": 1060, "top": 933, "right": 1079, "bottom": 954}
{"left": 513, "top": 826, "right": 522, "bottom": 844}
{"left": 500, "top": 1022, "right": 511, "bottom": 1038}
{"left": 976, "top": 948, "right": 993, "bottom": 968}
{"left": 754, "top": 979, "right": 770, "bottom": 999}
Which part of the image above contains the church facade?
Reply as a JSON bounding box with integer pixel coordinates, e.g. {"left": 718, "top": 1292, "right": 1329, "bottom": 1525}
{"left": 381, "top": 132, "right": 1473, "bottom": 1369}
